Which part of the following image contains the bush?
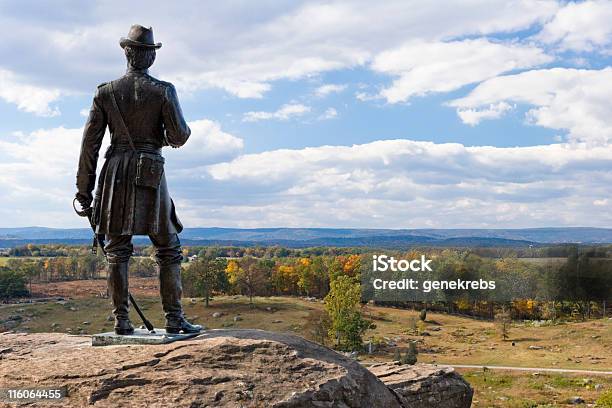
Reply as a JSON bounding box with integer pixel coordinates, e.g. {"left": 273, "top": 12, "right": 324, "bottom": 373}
{"left": 406, "top": 316, "right": 417, "bottom": 333}
{"left": 596, "top": 390, "right": 612, "bottom": 408}
{"left": 0, "top": 267, "right": 29, "bottom": 299}
{"left": 401, "top": 341, "right": 418, "bottom": 365}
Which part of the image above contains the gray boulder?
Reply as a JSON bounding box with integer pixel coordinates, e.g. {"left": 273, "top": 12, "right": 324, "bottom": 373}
{"left": 369, "top": 362, "right": 473, "bottom": 408}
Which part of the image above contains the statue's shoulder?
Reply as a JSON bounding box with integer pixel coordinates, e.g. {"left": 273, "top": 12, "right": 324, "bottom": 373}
{"left": 92, "top": 81, "right": 110, "bottom": 101}
{"left": 144, "top": 75, "right": 174, "bottom": 90}
{"left": 142, "top": 75, "right": 176, "bottom": 99}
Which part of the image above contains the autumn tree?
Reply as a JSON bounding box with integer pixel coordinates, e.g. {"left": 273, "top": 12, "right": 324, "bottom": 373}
{"left": 226, "top": 257, "right": 267, "bottom": 304}
{"left": 298, "top": 256, "right": 328, "bottom": 297}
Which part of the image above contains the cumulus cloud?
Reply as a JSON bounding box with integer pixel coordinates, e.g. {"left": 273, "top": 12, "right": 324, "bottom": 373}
{"left": 243, "top": 103, "right": 311, "bottom": 122}
{"left": 181, "top": 139, "right": 612, "bottom": 228}
{"left": 314, "top": 84, "right": 347, "bottom": 97}
{"left": 0, "top": 0, "right": 559, "bottom": 106}
{"left": 456, "top": 102, "right": 514, "bottom": 126}
{"left": 535, "top": 0, "right": 612, "bottom": 53}
{"left": 449, "top": 67, "right": 612, "bottom": 144}
{"left": 165, "top": 119, "right": 243, "bottom": 165}
{"left": 318, "top": 107, "right": 338, "bottom": 120}
{"left": 2, "top": 127, "right": 610, "bottom": 228}
{"left": 0, "top": 119, "right": 242, "bottom": 227}
{"left": 372, "top": 39, "right": 552, "bottom": 103}
{"left": 0, "top": 69, "right": 62, "bottom": 116}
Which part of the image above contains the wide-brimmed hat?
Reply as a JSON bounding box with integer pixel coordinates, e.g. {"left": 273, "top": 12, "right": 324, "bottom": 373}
{"left": 120, "top": 24, "right": 162, "bottom": 49}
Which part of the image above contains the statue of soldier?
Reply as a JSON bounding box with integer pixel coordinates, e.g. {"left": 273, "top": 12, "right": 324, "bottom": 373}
{"left": 75, "top": 25, "right": 201, "bottom": 335}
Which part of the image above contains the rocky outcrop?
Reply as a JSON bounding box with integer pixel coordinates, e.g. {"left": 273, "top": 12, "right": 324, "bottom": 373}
{"left": 0, "top": 330, "right": 472, "bottom": 407}
{"left": 369, "top": 362, "right": 473, "bottom": 408}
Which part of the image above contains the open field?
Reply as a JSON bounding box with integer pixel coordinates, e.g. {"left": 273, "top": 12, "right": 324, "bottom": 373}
{"left": 29, "top": 277, "right": 158, "bottom": 299}
{"left": 459, "top": 369, "right": 612, "bottom": 407}
{"left": 519, "top": 257, "right": 568, "bottom": 266}
{"left": 1, "top": 279, "right": 610, "bottom": 406}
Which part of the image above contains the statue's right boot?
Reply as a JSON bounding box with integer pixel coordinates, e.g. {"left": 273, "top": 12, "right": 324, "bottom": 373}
{"left": 160, "top": 263, "right": 202, "bottom": 334}
{"left": 107, "top": 262, "right": 134, "bottom": 335}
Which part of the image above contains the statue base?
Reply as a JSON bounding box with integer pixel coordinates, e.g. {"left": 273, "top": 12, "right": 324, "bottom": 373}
{"left": 92, "top": 328, "right": 201, "bottom": 346}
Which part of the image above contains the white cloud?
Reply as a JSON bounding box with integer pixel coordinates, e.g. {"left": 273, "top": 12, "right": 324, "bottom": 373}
{"left": 243, "top": 103, "right": 311, "bottom": 122}
{"left": 0, "top": 69, "right": 62, "bottom": 116}
{"left": 449, "top": 67, "right": 612, "bottom": 144}
{"left": 2, "top": 128, "right": 611, "bottom": 228}
{"left": 314, "top": 84, "right": 347, "bottom": 97}
{"left": 164, "top": 119, "right": 243, "bottom": 169}
{"left": 535, "top": 0, "right": 612, "bottom": 53}
{"left": 456, "top": 102, "right": 514, "bottom": 126}
{"left": 186, "top": 139, "right": 612, "bottom": 228}
{"left": 0, "top": 0, "right": 559, "bottom": 104}
{"left": 318, "top": 107, "right": 338, "bottom": 120}
{"left": 0, "top": 119, "right": 242, "bottom": 227}
{"left": 372, "top": 39, "right": 552, "bottom": 103}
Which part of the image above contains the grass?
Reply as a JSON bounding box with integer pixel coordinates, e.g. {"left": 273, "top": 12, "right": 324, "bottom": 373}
{"left": 0, "top": 257, "right": 17, "bottom": 266}
{"left": 462, "top": 370, "right": 612, "bottom": 407}
{"left": 0, "top": 295, "right": 319, "bottom": 336}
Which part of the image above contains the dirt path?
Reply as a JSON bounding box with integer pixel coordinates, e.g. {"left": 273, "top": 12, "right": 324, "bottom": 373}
{"left": 450, "top": 364, "right": 612, "bottom": 375}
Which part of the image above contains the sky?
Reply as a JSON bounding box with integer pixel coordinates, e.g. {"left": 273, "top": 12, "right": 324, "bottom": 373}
{"left": 0, "top": 0, "right": 611, "bottom": 229}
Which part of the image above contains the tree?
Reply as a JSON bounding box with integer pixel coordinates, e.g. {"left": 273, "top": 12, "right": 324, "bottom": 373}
{"left": 297, "top": 256, "right": 328, "bottom": 298}
{"left": 226, "top": 257, "right": 267, "bottom": 304}
{"left": 273, "top": 264, "right": 300, "bottom": 295}
{"left": 495, "top": 306, "right": 511, "bottom": 341}
{"left": 187, "top": 256, "right": 227, "bottom": 307}
{"left": 0, "top": 267, "right": 29, "bottom": 299}
{"left": 324, "top": 275, "right": 371, "bottom": 351}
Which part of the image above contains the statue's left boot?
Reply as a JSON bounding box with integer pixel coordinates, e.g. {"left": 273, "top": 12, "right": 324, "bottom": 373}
{"left": 108, "top": 261, "right": 134, "bottom": 335}
{"left": 159, "top": 262, "right": 202, "bottom": 334}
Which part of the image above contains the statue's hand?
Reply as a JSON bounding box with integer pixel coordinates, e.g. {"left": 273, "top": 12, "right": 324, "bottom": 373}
{"left": 75, "top": 191, "right": 92, "bottom": 210}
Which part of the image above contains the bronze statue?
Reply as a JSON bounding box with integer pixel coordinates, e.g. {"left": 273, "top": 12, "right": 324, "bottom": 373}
{"left": 75, "top": 24, "right": 201, "bottom": 335}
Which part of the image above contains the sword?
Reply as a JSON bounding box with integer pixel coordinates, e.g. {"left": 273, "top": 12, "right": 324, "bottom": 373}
{"left": 73, "top": 198, "right": 155, "bottom": 333}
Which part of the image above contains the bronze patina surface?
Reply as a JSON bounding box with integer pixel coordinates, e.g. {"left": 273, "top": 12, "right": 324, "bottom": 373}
{"left": 76, "top": 24, "right": 202, "bottom": 337}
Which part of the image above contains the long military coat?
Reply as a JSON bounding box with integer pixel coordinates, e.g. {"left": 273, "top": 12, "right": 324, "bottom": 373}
{"left": 76, "top": 68, "right": 191, "bottom": 236}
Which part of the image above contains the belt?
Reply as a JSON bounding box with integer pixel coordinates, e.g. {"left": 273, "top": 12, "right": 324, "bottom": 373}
{"left": 107, "top": 142, "right": 162, "bottom": 155}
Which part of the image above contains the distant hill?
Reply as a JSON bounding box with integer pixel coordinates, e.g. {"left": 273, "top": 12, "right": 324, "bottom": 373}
{"left": 0, "top": 227, "right": 610, "bottom": 248}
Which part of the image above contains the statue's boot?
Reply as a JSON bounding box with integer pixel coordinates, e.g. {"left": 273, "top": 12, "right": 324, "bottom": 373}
{"left": 160, "top": 263, "right": 202, "bottom": 334}
{"left": 108, "top": 262, "right": 134, "bottom": 335}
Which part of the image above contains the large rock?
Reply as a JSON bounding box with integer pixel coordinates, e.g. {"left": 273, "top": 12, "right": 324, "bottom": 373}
{"left": 369, "top": 362, "right": 473, "bottom": 408}
{"left": 0, "top": 330, "right": 472, "bottom": 408}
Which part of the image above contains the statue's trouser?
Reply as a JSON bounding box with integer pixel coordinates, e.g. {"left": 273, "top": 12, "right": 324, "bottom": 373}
{"left": 105, "top": 233, "right": 201, "bottom": 334}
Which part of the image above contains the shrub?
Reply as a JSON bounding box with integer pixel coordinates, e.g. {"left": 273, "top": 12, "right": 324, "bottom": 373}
{"left": 0, "top": 267, "right": 28, "bottom": 299}
{"left": 596, "top": 390, "right": 612, "bottom": 408}
{"left": 401, "top": 341, "right": 418, "bottom": 365}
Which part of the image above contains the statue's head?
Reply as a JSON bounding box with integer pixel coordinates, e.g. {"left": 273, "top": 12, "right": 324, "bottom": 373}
{"left": 124, "top": 46, "right": 156, "bottom": 70}
{"left": 119, "top": 24, "right": 161, "bottom": 70}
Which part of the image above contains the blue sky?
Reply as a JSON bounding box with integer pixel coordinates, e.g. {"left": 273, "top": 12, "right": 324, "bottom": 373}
{"left": 0, "top": 0, "right": 611, "bottom": 229}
